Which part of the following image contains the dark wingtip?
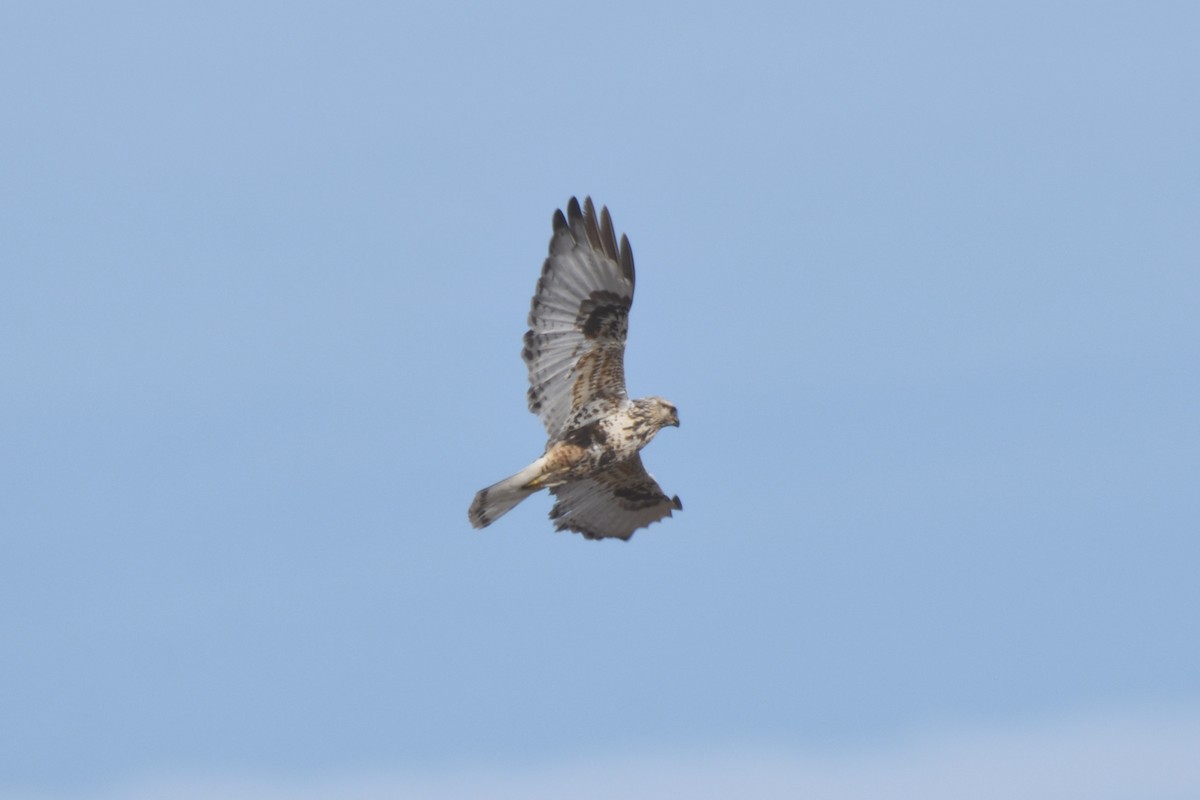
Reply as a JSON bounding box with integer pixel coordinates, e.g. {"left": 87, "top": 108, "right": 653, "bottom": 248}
{"left": 598, "top": 205, "right": 620, "bottom": 263}
{"left": 619, "top": 233, "right": 635, "bottom": 287}
{"left": 580, "top": 197, "right": 603, "bottom": 251}
{"left": 564, "top": 197, "right": 635, "bottom": 287}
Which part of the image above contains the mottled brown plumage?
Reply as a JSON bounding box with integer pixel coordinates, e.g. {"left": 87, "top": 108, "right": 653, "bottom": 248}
{"left": 469, "top": 197, "right": 681, "bottom": 540}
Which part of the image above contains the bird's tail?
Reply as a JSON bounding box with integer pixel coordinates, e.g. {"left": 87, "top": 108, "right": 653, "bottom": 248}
{"left": 469, "top": 457, "right": 547, "bottom": 529}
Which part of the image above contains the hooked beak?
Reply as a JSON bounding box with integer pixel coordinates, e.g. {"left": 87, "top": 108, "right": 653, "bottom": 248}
{"left": 669, "top": 409, "right": 680, "bottom": 427}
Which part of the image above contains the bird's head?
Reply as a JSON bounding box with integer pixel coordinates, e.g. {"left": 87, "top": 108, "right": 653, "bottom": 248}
{"left": 648, "top": 397, "right": 679, "bottom": 428}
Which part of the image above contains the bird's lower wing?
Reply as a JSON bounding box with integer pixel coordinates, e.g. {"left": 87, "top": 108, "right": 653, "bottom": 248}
{"left": 549, "top": 455, "right": 681, "bottom": 541}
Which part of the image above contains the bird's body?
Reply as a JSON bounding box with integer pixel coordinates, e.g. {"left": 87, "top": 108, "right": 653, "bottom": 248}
{"left": 468, "top": 197, "right": 681, "bottom": 541}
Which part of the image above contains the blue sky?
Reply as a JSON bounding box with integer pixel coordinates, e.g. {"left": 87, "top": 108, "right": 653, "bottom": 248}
{"left": 2, "top": 1, "right": 1198, "bottom": 797}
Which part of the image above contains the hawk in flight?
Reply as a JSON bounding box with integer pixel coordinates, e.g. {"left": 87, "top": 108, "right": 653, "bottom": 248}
{"left": 469, "top": 197, "right": 681, "bottom": 540}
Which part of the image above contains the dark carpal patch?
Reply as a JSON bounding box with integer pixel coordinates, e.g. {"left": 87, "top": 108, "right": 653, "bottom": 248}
{"left": 577, "top": 290, "right": 631, "bottom": 340}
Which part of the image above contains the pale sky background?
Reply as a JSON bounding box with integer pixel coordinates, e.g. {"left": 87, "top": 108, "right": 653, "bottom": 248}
{"left": 2, "top": 2, "right": 1198, "bottom": 798}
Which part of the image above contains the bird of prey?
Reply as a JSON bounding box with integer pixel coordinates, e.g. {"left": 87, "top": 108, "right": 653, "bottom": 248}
{"left": 468, "top": 197, "right": 681, "bottom": 540}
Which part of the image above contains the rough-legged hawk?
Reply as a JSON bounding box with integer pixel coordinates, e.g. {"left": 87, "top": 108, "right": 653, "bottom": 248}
{"left": 468, "top": 197, "right": 681, "bottom": 541}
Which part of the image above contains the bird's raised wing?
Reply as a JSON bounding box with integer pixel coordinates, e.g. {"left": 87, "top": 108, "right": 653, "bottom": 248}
{"left": 548, "top": 455, "right": 681, "bottom": 541}
{"left": 523, "top": 197, "right": 635, "bottom": 438}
